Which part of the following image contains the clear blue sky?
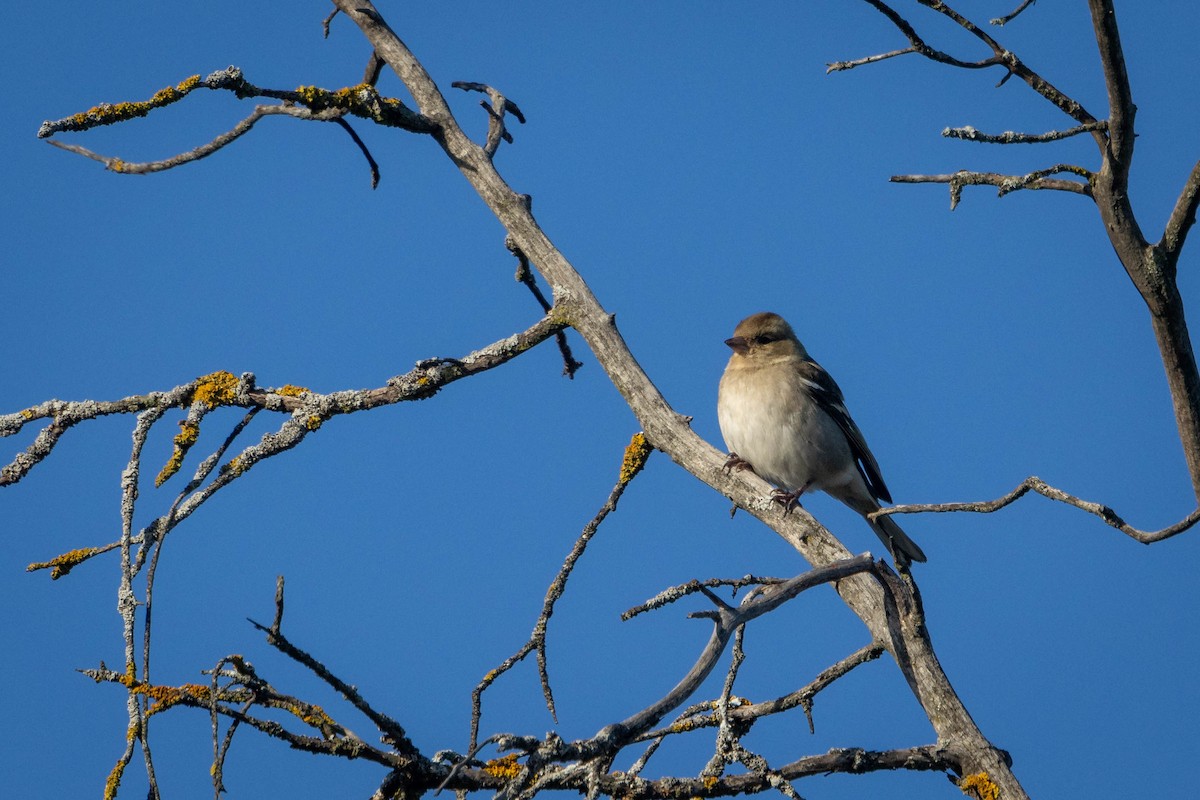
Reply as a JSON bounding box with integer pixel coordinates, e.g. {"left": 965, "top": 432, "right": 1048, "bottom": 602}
{"left": 4, "top": 3, "right": 1198, "bottom": 798}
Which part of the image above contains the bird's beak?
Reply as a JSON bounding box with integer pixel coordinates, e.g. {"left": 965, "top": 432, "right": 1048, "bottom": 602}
{"left": 724, "top": 335, "right": 749, "bottom": 355}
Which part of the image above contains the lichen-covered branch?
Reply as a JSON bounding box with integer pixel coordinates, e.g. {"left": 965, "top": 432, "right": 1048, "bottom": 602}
{"left": 38, "top": 66, "right": 433, "bottom": 139}
{"left": 7, "top": 313, "right": 566, "bottom": 493}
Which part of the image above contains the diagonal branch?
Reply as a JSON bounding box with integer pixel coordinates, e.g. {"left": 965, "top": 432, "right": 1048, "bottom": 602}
{"left": 1160, "top": 159, "right": 1200, "bottom": 269}
{"left": 333, "top": 3, "right": 1028, "bottom": 794}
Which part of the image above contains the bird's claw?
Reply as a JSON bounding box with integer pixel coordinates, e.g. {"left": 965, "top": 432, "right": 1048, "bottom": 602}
{"left": 723, "top": 452, "right": 754, "bottom": 474}
{"left": 771, "top": 488, "right": 805, "bottom": 514}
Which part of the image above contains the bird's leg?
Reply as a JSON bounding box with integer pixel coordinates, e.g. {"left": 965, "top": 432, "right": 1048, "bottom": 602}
{"left": 723, "top": 452, "right": 756, "bottom": 474}
{"left": 771, "top": 483, "right": 812, "bottom": 515}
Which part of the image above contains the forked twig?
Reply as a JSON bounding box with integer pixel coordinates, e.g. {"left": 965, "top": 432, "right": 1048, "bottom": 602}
{"left": 469, "top": 434, "right": 654, "bottom": 750}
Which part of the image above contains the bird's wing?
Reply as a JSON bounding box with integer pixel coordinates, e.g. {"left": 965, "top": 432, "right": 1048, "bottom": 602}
{"left": 794, "top": 358, "right": 893, "bottom": 503}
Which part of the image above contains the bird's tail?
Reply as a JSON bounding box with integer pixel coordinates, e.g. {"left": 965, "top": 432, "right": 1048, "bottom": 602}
{"left": 869, "top": 513, "right": 927, "bottom": 568}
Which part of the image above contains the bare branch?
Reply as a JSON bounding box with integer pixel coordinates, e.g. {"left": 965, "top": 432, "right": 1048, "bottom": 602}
{"left": 247, "top": 577, "right": 418, "bottom": 756}
{"left": 622, "top": 576, "right": 784, "bottom": 621}
{"left": 841, "top": 0, "right": 1100, "bottom": 130}
{"left": 635, "top": 642, "right": 885, "bottom": 746}
{"left": 47, "top": 104, "right": 345, "bottom": 174}
{"left": 871, "top": 476, "right": 1200, "bottom": 544}
{"left": 508, "top": 207, "right": 584, "bottom": 379}
{"left": 1087, "top": 0, "right": 1135, "bottom": 173}
{"left": 891, "top": 167, "right": 1092, "bottom": 209}
{"left": 843, "top": 0, "right": 1003, "bottom": 72}
{"left": 1160, "top": 159, "right": 1200, "bottom": 268}
{"left": 991, "top": 0, "right": 1037, "bottom": 27}
{"left": 452, "top": 81, "right": 526, "bottom": 158}
{"left": 825, "top": 46, "right": 918, "bottom": 74}
{"left": 943, "top": 121, "right": 1107, "bottom": 145}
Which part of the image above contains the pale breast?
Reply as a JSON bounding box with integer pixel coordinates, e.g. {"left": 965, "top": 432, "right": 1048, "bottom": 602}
{"left": 718, "top": 360, "right": 854, "bottom": 493}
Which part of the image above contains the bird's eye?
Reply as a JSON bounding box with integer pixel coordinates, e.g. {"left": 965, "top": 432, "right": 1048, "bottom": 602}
{"left": 753, "top": 334, "right": 779, "bottom": 345}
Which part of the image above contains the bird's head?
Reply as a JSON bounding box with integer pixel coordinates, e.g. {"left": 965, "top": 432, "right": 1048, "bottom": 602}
{"left": 724, "top": 312, "right": 807, "bottom": 360}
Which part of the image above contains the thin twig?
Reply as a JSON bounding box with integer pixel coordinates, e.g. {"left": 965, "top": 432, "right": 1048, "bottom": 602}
{"left": 991, "top": 0, "right": 1037, "bottom": 27}
{"left": 46, "top": 104, "right": 345, "bottom": 175}
{"left": 870, "top": 475, "right": 1200, "bottom": 544}
{"left": 247, "top": 576, "right": 419, "bottom": 755}
{"left": 451, "top": 81, "right": 526, "bottom": 157}
{"left": 508, "top": 208, "right": 583, "bottom": 378}
{"left": 469, "top": 434, "right": 654, "bottom": 750}
{"left": 836, "top": 0, "right": 1100, "bottom": 129}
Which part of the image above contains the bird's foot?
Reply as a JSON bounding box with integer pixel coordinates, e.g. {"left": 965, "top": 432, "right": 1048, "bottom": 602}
{"left": 771, "top": 488, "right": 806, "bottom": 514}
{"left": 723, "top": 452, "right": 755, "bottom": 474}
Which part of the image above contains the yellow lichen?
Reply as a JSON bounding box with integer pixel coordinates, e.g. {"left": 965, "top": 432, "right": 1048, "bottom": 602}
{"left": 70, "top": 75, "right": 202, "bottom": 136}
{"left": 293, "top": 82, "right": 412, "bottom": 126}
{"left": 289, "top": 702, "right": 336, "bottom": 730}
{"left": 226, "top": 455, "right": 246, "bottom": 476}
{"left": 305, "top": 415, "right": 323, "bottom": 431}
{"left": 112, "top": 671, "right": 210, "bottom": 715}
{"left": 483, "top": 753, "right": 523, "bottom": 780}
{"left": 702, "top": 775, "right": 719, "bottom": 789}
{"left": 959, "top": 771, "right": 1000, "bottom": 800}
{"left": 618, "top": 432, "right": 653, "bottom": 485}
{"left": 20, "top": 408, "right": 36, "bottom": 420}
{"left": 108, "top": 159, "right": 127, "bottom": 173}
{"left": 275, "top": 384, "right": 309, "bottom": 397}
{"left": 104, "top": 755, "right": 128, "bottom": 800}
{"left": 26, "top": 546, "right": 101, "bottom": 580}
{"left": 155, "top": 421, "right": 200, "bottom": 486}
{"left": 192, "top": 370, "right": 239, "bottom": 409}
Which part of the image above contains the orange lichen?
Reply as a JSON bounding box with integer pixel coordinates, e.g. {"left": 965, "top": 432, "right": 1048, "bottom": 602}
{"left": 104, "top": 754, "right": 129, "bottom": 800}
{"left": 26, "top": 546, "right": 101, "bottom": 579}
{"left": 959, "top": 772, "right": 1000, "bottom": 800}
{"left": 483, "top": 753, "right": 523, "bottom": 780}
{"left": 155, "top": 420, "right": 200, "bottom": 486}
{"left": 112, "top": 671, "right": 210, "bottom": 714}
{"left": 68, "top": 75, "right": 202, "bottom": 134}
{"left": 275, "top": 384, "right": 309, "bottom": 397}
{"left": 619, "top": 432, "right": 653, "bottom": 485}
{"left": 286, "top": 701, "right": 336, "bottom": 730}
{"left": 192, "top": 370, "right": 239, "bottom": 409}
{"left": 292, "top": 82, "right": 412, "bottom": 126}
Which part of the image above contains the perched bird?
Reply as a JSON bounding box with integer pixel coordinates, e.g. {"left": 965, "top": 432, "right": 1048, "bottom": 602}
{"left": 717, "top": 311, "right": 926, "bottom": 567}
